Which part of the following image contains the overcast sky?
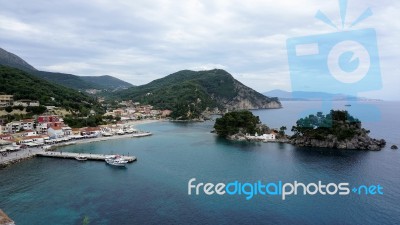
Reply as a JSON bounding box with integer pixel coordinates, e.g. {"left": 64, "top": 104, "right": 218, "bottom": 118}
{"left": 0, "top": 0, "right": 398, "bottom": 100}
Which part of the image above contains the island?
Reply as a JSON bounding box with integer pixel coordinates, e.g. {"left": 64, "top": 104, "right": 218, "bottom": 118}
{"left": 213, "top": 110, "right": 287, "bottom": 141}
{"left": 290, "top": 110, "right": 386, "bottom": 150}
{"left": 213, "top": 110, "right": 386, "bottom": 151}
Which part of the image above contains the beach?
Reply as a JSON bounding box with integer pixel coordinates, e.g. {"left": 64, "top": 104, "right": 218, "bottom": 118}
{"left": 0, "top": 119, "right": 161, "bottom": 167}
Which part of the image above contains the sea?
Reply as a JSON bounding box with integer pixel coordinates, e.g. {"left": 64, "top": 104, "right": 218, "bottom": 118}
{"left": 0, "top": 101, "right": 399, "bottom": 225}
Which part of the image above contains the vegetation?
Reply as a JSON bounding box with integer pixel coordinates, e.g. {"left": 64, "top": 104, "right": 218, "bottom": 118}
{"left": 63, "top": 115, "right": 105, "bottom": 128}
{"left": 0, "top": 48, "right": 132, "bottom": 91}
{"left": 0, "top": 66, "right": 104, "bottom": 115}
{"left": 80, "top": 75, "right": 133, "bottom": 90}
{"left": 214, "top": 111, "right": 261, "bottom": 137}
{"left": 115, "top": 69, "right": 279, "bottom": 119}
{"left": 291, "top": 110, "right": 366, "bottom": 141}
{"left": 31, "top": 71, "right": 134, "bottom": 91}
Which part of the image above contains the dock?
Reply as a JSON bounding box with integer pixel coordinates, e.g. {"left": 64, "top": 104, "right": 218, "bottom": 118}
{"left": 36, "top": 152, "right": 137, "bottom": 163}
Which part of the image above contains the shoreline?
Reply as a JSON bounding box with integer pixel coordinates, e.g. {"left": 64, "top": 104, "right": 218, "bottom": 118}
{"left": 0, "top": 119, "right": 161, "bottom": 168}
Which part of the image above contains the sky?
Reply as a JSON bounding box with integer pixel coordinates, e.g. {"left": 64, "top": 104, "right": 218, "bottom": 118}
{"left": 0, "top": 0, "right": 399, "bottom": 100}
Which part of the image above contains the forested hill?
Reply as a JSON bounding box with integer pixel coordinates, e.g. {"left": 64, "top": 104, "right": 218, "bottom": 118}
{"left": 0, "top": 47, "right": 133, "bottom": 91}
{"left": 0, "top": 66, "right": 102, "bottom": 114}
{"left": 115, "top": 69, "right": 281, "bottom": 119}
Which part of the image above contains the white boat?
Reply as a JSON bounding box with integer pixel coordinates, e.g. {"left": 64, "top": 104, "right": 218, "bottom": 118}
{"left": 102, "top": 132, "right": 113, "bottom": 137}
{"left": 125, "top": 128, "right": 135, "bottom": 134}
{"left": 132, "top": 132, "right": 152, "bottom": 137}
{"left": 116, "top": 130, "right": 125, "bottom": 135}
{"left": 42, "top": 145, "right": 52, "bottom": 150}
{"left": 75, "top": 156, "right": 88, "bottom": 161}
{"left": 105, "top": 158, "right": 128, "bottom": 166}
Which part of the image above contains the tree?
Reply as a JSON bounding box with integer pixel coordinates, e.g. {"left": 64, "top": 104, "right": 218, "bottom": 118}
{"left": 291, "top": 110, "right": 362, "bottom": 141}
{"left": 279, "top": 126, "right": 287, "bottom": 136}
{"left": 214, "top": 110, "right": 261, "bottom": 137}
{"left": 5, "top": 106, "right": 13, "bottom": 113}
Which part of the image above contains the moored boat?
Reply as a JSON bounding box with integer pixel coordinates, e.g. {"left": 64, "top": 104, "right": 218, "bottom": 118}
{"left": 75, "top": 156, "right": 87, "bottom": 161}
{"left": 105, "top": 158, "right": 128, "bottom": 166}
{"left": 132, "top": 132, "right": 152, "bottom": 137}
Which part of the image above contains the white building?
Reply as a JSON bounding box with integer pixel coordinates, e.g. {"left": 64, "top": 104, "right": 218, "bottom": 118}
{"left": 5, "top": 122, "right": 22, "bottom": 133}
{"left": 20, "top": 119, "right": 35, "bottom": 130}
{"left": 62, "top": 126, "right": 72, "bottom": 136}
{"left": 261, "top": 133, "right": 276, "bottom": 140}
{"left": 47, "top": 126, "right": 64, "bottom": 139}
{"left": 13, "top": 99, "right": 40, "bottom": 107}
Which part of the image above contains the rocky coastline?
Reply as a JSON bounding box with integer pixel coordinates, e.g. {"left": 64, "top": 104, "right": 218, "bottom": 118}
{"left": 289, "top": 135, "right": 386, "bottom": 151}
{"left": 225, "top": 132, "right": 386, "bottom": 151}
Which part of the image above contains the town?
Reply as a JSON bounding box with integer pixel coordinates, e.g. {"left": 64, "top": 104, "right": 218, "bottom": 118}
{"left": 0, "top": 94, "right": 171, "bottom": 154}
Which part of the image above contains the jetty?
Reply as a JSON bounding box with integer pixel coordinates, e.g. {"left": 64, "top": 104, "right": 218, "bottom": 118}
{"left": 36, "top": 152, "right": 136, "bottom": 163}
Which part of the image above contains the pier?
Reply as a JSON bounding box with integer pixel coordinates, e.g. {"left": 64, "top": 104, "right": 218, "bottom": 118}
{"left": 36, "top": 152, "right": 136, "bottom": 163}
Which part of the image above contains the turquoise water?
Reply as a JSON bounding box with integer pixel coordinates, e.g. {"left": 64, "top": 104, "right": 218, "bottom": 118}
{"left": 0, "top": 101, "right": 399, "bottom": 224}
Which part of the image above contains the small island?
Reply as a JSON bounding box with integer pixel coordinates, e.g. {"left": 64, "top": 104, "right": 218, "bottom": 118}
{"left": 213, "top": 110, "right": 287, "bottom": 141}
{"left": 213, "top": 110, "right": 386, "bottom": 151}
{"left": 290, "top": 110, "right": 386, "bottom": 150}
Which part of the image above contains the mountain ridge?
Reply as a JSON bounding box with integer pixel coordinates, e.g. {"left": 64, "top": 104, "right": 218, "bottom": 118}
{"left": 0, "top": 66, "right": 102, "bottom": 113}
{"left": 0, "top": 47, "right": 37, "bottom": 71}
{"left": 0, "top": 47, "right": 133, "bottom": 91}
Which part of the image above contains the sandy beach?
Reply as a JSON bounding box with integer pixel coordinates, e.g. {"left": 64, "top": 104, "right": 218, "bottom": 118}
{"left": 0, "top": 119, "right": 162, "bottom": 167}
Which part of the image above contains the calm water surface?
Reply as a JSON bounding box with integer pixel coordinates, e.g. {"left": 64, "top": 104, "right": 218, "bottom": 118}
{"left": 0, "top": 101, "right": 399, "bottom": 225}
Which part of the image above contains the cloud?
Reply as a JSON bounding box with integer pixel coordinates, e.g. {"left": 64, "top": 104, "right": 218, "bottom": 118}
{"left": 0, "top": 0, "right": 398, "bottom": 100}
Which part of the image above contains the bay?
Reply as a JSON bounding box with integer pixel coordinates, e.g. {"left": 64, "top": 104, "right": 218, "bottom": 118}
{"left": 0, "top": 101, "right": 399, "bottom": 225}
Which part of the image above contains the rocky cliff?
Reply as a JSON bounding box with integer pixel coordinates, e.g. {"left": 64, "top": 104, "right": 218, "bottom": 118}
{"left": 290, "top": 133, "right": 386, "bottom": 151}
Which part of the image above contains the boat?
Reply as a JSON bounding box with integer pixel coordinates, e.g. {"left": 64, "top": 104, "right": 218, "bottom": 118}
{"left": 345, "top": 104, "right": 352, "bottom": 107}
{"left": 116, "top": 130, "right": 125, "bottom": 135}
{"left": 125, "top": 128, "right": 135, "bottom": 134}
{"left": 75, "top": 156, "right": 88, "bottom": 161}
{"left": 102, "top": 132, "right": 113, "bottom": 137}
{"left": 132, "top": 132, "right": 152, "bottom": 137}
{"left": 105, "top": 158, "right": 128, "bottom": 166}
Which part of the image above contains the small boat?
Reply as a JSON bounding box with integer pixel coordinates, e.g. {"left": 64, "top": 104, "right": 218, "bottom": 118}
{"left": 125, "top": 128, "right": 135, "bottom": 134}
{"left": 345, "top": 104, "right": 352, "bottom": 107}
{"left": 116, "top": 130, "right": 125, "bottom": 135}
{"left": 75, "top": 156, "right": 88, "bottom": 161}
{"left": 102, "top": 132, "right": 113, "bottom": 137}
{"left": 105, "top": 158, "right": 128, "bottom": 167}
{"left": 132, "top": 132, "right": 152, "bottom": 137}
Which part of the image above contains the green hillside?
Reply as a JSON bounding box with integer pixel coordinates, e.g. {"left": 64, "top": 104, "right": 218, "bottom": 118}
{"left": 0, "top": 47, "right": 132, "bottom": 91}
{"left": 32, "top": 70, "right": 100, "bottom": 90}
{"left": 80, "top": 75, "right": 133, "bottom": 90}
{"left": 116, "top": 69, "right": 281, "bottom": 119}
{"left": 0, "top": 66, "right": 103, "bottom": 114}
